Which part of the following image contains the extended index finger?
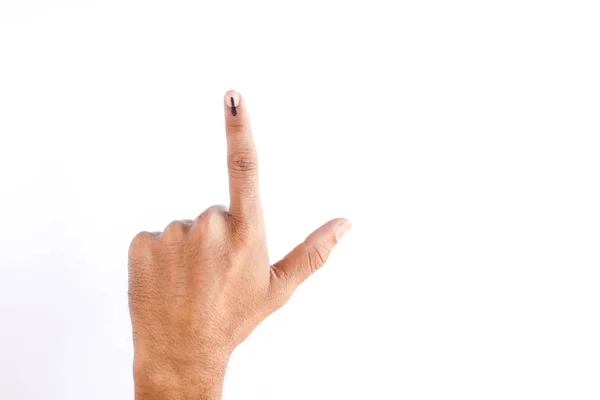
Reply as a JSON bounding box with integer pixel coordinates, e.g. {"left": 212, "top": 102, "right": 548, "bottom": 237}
{"left": 223, "top": 90, "right": 261, "bottom": 224}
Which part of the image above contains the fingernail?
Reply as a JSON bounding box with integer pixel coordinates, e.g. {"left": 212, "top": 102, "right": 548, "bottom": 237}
{"left": 335, "top": 220, "right": 352, "bottom": 242}
{"left": 224, "top": 90, "right": 240, "bottom": 117}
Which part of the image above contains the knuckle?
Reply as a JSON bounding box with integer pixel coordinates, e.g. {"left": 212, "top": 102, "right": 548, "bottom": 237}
{"left": 129, "top": 231, "right": 155, "bottom": 249}
{"left": 128, "top": 231, "right": 156, "bottom": 259}
{"left": 193, "top": 207, "right": 226, "bottom": 232}
{"left": 227, "top": 151, "right": 257, "bottom": 174}
{"left": 227, "top": 123, "right": 249, "bottom": 135}
{"left": 306, "top": 244, "right": 330, "bottom": 273}
{"left": 162, "top": 220, "right": 187, "bottom": 238}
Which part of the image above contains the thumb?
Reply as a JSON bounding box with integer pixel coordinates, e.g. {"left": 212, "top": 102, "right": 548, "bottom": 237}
{"left": 270, "top": 218, "right": 352, "bottom": 295}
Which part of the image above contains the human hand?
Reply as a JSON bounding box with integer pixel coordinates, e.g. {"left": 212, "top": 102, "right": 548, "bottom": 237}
{"left": 128, "top": 90, "right": 351, "bottom": 400}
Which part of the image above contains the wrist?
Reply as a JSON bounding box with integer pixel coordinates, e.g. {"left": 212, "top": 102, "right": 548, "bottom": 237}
{"left": 133, "top": 353, "right": 228, "bottom": 400}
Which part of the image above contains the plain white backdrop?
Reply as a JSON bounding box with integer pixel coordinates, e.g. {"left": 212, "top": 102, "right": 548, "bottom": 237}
{"left": 1, "top": 1, "right": 599, "bottom": 399}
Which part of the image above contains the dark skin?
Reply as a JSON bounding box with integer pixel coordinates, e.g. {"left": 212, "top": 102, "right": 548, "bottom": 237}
{"left": 128, "top": 90, "right": 351, "bottom": 399}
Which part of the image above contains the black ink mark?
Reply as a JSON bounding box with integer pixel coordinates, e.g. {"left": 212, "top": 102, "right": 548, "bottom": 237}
{"left": 230, "top": 97, "right": 237, "bottom": 117}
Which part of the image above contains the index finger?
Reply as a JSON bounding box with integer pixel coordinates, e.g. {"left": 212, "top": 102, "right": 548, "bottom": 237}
{"left": 223, "top": 90, "right": 262, "bottom": 224}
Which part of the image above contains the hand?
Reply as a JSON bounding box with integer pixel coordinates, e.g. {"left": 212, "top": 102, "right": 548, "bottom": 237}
{"left": 128, "top": 90, "right": 351, "bottom": 400}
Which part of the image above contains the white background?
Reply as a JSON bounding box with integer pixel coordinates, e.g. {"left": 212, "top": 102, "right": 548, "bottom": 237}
{"left": 1, "top": 1, "right": 599, "bottom": 399}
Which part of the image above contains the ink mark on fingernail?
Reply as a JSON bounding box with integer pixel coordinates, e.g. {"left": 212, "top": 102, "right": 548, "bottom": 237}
{"left": 230, "top": 97, "right": 237, "bottom": 116}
